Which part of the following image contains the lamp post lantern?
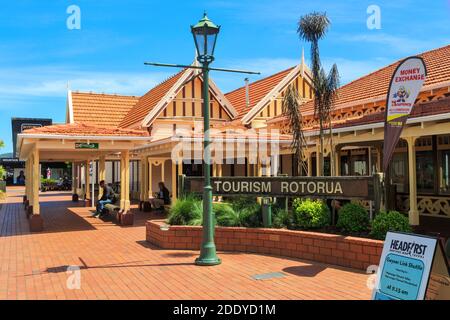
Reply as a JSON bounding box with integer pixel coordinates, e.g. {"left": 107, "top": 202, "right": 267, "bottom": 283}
{"left": 191, "top": 13, "right": 221, "bottom": 266}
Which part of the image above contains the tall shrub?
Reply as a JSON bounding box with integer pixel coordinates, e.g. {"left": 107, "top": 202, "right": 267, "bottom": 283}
{"left": 370, "top": 211, "right": 412, "bottom": 240}
{"left": 292, "top": 198, "right": 330, "bottom": 229}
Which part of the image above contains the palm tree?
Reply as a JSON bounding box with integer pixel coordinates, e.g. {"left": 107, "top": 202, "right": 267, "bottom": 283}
{"left": 317, "top": 64, "right": 340, "bottom": 175}
{"left": 297, "top": 12, "right": 337, "bottom": 176}
{"left": 282, "top": 84, "right": 308, "bottom": 175}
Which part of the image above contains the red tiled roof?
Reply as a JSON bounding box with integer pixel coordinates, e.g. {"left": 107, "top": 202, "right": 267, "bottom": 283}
{"left": 225, "top": 67, "right": 295, "bottom": 119}
{"left": 22, "top": 123, "right": 149, "bottom": 137}
{"left": 300, "top": 44, "right": 450, "bottom": 115}
{"left": 71, "top": 92, "right": 139, "bottom": 127}
{"left": 331, "top": 96, "right": 450, "bottom": 130}
{"left": 119, "top": 69, "right": 188, "bottom": 128}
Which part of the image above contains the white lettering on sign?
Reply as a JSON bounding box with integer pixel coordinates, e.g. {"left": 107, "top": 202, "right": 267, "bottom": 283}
{"left": 215, "top": 180, "right": 344, "bottom": 195}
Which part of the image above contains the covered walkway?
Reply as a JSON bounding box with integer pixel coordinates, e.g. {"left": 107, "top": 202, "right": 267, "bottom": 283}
{"left": 0, "top": 188, "right": 372, "bottom": 300}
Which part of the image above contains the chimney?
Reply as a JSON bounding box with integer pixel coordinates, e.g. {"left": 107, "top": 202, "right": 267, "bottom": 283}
{"left": 245, "top": 78, "right": 250, "bottom": 108}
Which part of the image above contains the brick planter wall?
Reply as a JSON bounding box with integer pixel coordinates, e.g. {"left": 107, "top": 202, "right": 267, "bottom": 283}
{"left": 146, "top": 220, "right": 383, "bottom": 271}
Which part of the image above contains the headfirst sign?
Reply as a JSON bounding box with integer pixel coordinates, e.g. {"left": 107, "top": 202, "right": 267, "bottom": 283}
{"left": 373, "top": 232, "right": 449, "bottom": 300}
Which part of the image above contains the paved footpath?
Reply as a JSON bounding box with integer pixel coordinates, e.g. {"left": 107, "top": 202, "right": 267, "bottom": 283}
{"left": 0, "top": 187, "right": 372, "bottom": 300}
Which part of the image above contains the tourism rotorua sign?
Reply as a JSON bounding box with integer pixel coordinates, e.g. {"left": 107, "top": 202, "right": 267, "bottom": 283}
{"left": 182, "top": 175, "right": 381, "bottom": 200}
{"left": 373, "top": 232, "right": 450, "bottom": 300}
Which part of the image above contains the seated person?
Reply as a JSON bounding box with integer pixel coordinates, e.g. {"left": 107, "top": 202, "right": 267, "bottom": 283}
{"left": 94, "top": 180, "right": 114, "bottom": 217}
{"left": 149, "top": 182, "right": 171, "bottom": 210}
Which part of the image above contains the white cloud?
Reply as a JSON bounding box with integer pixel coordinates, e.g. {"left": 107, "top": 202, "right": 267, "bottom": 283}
{"left": 0, "top": 65, "right": 173, "bottom": 99}
{"left": 336, "top": 33, "right": 450, "bottom": 55}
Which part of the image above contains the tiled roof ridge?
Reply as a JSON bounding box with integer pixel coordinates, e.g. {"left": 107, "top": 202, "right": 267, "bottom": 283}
{"left": 71, "top": 90, "right": 140, "bottom": 99}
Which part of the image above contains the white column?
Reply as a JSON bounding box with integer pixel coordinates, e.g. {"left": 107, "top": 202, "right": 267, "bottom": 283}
{"left": 406, "top": 137, "right": 419, "bottom": 225}
{"left": 32, "top": 147, "right": 40, "bottom": 215}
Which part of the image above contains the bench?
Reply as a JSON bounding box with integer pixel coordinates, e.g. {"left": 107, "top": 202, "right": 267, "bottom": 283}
{"left": 103, "top": 203, "right": 134, "bottom": 226}
{"left": 104, "top": 203, "right": 121, "bottom": 215}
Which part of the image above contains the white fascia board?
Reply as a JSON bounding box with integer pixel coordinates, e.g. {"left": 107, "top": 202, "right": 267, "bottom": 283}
{"left": 141, "top": 69, "right": 194, "bottom": 127}
{"left": 304, "top": 112, "right": 450, "bottom": 137}
{"left": 208, "top": 77, "right": 237, "bottom": 118}
{"left": 241, "top": 65, "right": 301, "bottom": 125}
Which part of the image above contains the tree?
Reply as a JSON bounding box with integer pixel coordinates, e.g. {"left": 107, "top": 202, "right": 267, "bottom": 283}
{"left": 297, "top": 12, "right": 339, "bottom": 176}
{"left": 282, "top": 84, "right": 308, "bottom": 175}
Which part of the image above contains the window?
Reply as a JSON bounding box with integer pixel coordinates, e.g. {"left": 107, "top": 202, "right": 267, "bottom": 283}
{"left": 352, "top": 154, "right": 367, "bottom": 176}
{"left": 390, "top": 153, "right": 408, "bottom": 193}
{"left": 416, "top": 151, "right": 434, "bottom": 193}
{"left": 439, "top": 150, "right": 450, "bottom": 194}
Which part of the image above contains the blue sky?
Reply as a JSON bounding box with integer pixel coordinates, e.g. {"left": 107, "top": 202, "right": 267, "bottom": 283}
{"left": 0, "top": 0, "right": 449, "bottom": 154}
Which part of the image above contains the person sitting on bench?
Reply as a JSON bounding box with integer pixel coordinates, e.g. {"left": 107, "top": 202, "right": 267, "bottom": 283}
{"left": 94, "top": 180, "right": 114, "bottom": 217}
{"left": 149, "top": 182, "right": 170, "bottom": 210}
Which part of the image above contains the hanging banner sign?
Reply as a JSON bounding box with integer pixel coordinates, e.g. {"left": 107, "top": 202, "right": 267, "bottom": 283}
{"left": 372, "top": 232, "right": 449, "bottom": 300}
{"left": 382, "top": 56, "right": 427, "bottom": 172}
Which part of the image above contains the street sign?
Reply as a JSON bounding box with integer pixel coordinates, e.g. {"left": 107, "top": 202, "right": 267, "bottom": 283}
{"left": 182, "top": 175, "right": 381, "bottom": 200}
{"left": 75, "top": 142, "right": 99, "bottom": 150}
{"left": 373, "top": 232, "right": 450, "bottom": 300}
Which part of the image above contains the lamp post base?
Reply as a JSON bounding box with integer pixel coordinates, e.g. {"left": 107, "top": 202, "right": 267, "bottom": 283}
{"left": 195, "top": 257, "right": 222, "bottom": 266}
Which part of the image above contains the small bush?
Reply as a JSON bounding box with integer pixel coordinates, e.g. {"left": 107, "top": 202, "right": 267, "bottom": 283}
{"left": 230, "top": 196, "right": 258, "bottom": 212}
{"left": 0, "top": 190, "right": 6, "bottom": 201}
{"left": 214, "top": 203, "right": 237, "bottom": 227}
{"left": 336, "top": 203, "right": 370, "bottom": 233}
{"left": 216, "top": 202, "right": 262, "bottom": 227}
{"left": 167, "top": 194, "right": 202, "bottom": 225}
{"left": 239, "top": 203, "right": 262, "bottom": 227}
{"left": 292, "top": 198, "right": 330, "bottom": 229}
{"left": 370, "top": 211, "right": 412, "bottom": 240}
{"left": 187, "top": 200, "right": 203, "bottom": 226}
{"left": 272, "top": 207, "right": 293, "bottom": 229}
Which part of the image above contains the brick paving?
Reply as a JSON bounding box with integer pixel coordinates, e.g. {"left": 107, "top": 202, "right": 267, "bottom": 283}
{"left": 0, "top": 187, "right": 373, "bottom": 300}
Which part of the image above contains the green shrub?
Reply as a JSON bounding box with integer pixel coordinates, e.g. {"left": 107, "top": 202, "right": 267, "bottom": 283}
{"left": 214, "top": 203, "right": 237, "bottom": 226}
{"left": 41, "top": 178, "right": 58, "bottom": 185}
{"left": 0, "top": 165, "right": 6, "bottom": 180}
{"left": 187, "top": 201, "right": 203, "bottom": 226}
{"left": 167, "top": 194, "right": 202, "bottom": 225}
{"left": 239, "top": 203, "right": 262, "bottom": 227}
{"left": 0, "top": 190, "right": 6, "bottom": 201}
{"left": 292, "top": 198, "right": 330, "bottom": 229}
{"left": 336, "top": 203, "right": 370, "bottom": 233}
{"left": 230, "top": 196, "right": 258, "bottom": 212}
{"left": 216, "top": 202, "right": 261, "bottom": 227}
{"left": 370, "top": 211, "right": 412, "bottom": 240}
{"left": 272, "top": 207, "right": 293, "bottom": 229}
